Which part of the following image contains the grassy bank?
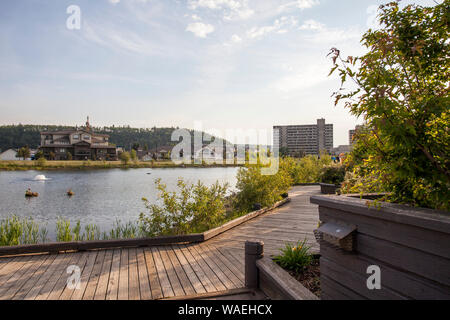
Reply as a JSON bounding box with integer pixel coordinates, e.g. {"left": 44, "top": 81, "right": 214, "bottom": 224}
{"left": 0, "top": 160, "right": 241, "bottom": 171}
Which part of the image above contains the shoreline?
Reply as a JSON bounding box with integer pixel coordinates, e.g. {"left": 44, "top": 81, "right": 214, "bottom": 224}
{"left": 0, "top": 160, "right": 243, "bottom": 171}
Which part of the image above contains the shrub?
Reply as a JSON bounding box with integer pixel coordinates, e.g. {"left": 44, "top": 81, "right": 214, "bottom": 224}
{"left": 319, "top": 165, "right": 346, "bottom": 185}
{"left": 130, "top": 149, "right": 138, "bottom": 163}
{"left": 234, "top": 162, "right": 292, "bottom": 213}
{"left": 119, "top": 151, "right": 131, "bottom": 165}
{"left": 329, "top": 2, "right": 449, "bottom": 210}
{"left": 35, "top": 157, "right": 47, "bottom": 167}
{"left": 139, "top": 178, "right": 229, "bottom": 236}
{"left": 273, "top": 239, "right": 313, "bottom": 273}
{"left": 282, "top": 155, "right": 332, "bottom": 184}
{"left": 34, "top": 150, "right": 44, "bottom": 160}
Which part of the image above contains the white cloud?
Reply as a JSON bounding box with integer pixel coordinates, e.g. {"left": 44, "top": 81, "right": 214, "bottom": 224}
{"left": 279, "top": 0, "right": 320, "bottom": 12}
{"left": 108, "top": 0, "right": 120, "bottom": 5}
{"left": 366, "top": 5, "right": 380, "bottom": 29}
{"left": 186, "top": 22, "right": 215, "bottom": 38}
{"left": 231, "top": 34, "right": 242, "bottom": 43}
{"left": 188, "top": 0, "right": 254, "bottom": 20}
{"left": 192, "top": 14, "right": 202, "bottom": 21}
{"left": 81, "top": 22, "right": 163, "bottom": 56}
{"left": 247, "top": 16, "right": 298, "bottom": 39}
{"left": 294, "top": 0, "right": 320, "bottom": 10}
{"left": 299, "top": 19, "right": 325, "bottom": 31}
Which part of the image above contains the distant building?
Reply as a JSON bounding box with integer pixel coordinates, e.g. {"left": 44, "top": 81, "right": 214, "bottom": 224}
{"left": 0, "top": 149, "right": 18, "bottom": 161}
{"left": 39, "top": 117, "right": 118, "bottom": 161}
{"left": 273, "top": 119, "right": 333, "bottom": 156}
{"left": 150, "top": 146, "right": 171, "bottom": 160}
{"left": 349, "top": 125, "right": 364, "bottom": 145}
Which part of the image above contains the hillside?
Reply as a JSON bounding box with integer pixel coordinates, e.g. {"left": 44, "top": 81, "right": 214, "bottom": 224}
{"left": 0, "top": 124, "right": 210, "bottom": 151}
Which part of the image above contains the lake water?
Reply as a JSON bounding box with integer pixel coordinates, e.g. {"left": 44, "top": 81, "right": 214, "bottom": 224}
{"left": 0, "top": 167, "right": 239, "bottom": 239}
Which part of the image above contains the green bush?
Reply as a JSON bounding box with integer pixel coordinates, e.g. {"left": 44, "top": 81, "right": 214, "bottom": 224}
{"left": 319, "top": 165, "right": 346, "bottom": 185}
{"left": 282, "top": 155, "right": 332, "bottom": 184}
{"left": 273, "top": 239, "right": 313, "bottom": 273}
{"left": 234, "top": 162, "right": 292, "bottom": 213}
{"left": 0, "top": 215, "right": 47, "bottom": 246}
{"left": 35, "top": 157, "right": 47, "bottom": 167}
{"left": 119, "top": 151, "right": 131, "bottom": 165}
{"left": 139, "top": 178, "right": 229, "bottom": 236}
{"left": 329, "top": 2, "right": 449, "bottom": 210}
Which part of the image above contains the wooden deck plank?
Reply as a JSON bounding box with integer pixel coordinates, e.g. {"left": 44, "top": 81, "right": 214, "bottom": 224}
{"left": 117, "top": 249, "right": 129, "bottom": 300}
{"left": 127, "top": 248, "right": 140, "bottom": 300}
{"left": 59, "top": 252, "right": 90, "bottom": 300}
{"left": 0, "top": 255, "right": 47, "bottom": 300}
{"left": 136, "top": 248, "right": 152, "bottom": 300}
{"left": 171, "top": 245, "right": 206, "bottom": 294}
{"left": 186, "top": 244, "right": 227, "bottom": 292}
{"left": 47, "top": 253, "right": 82, "bottom": 300}
{"left": 203, "top": 243, "right": 244, "bottom": 287}
{"left": 158, "top": 246, "right": 185, "bottom": 297}
{"left": 94, "top": 249, "right": 113, "bottom": 300}
{"left": 35, "top": 253, "right": 74, "bottom": 300}
{"left": 143, "top": 248, "right": 163, "bottom": 299}
{"left": 106, "top": 249, "right": 121, "bottom": 300}
{"left": 24, "top": 254, "right": 66, "bottom": 300}
{"left": 0, "top": 256, "right": 27, "bottom": 286}
{"left": 165, "top": 246, "right": 196, "bottom": 296}
{"left": 71, "top": 251, "right": 98, "bottom": 300}
{"left": 192, "top": 244, "right": 237, "bottom": 290}
{"left": 177, "top": 244, "right": 217, "bottom": 293}
{"left": 215, "top": 246, "right": 245, "bottom": 280}
{"left": 13, "top": 254, "right": 58, "bottom": 300}
{"left": 82, "top": 250, "right": 106, "bottom": 300}
{"left": 0, "top": 257, "right": 13, "bottom": 273}
{"left": 151, "top": 246, "right": 174, "bottom": 298}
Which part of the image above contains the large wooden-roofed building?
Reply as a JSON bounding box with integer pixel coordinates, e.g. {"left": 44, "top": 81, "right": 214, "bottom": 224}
{"left": 39, "top": 117, "right": 117, "bottom": 161}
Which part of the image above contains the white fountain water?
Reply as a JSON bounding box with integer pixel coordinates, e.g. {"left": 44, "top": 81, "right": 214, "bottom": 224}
{"left": 33, "top": 174, "right": 49, "bottom": 181}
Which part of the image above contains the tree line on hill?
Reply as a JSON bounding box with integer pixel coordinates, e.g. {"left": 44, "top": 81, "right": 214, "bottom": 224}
{"left": 0, "top": 124, "right": 191, "bottom": 152}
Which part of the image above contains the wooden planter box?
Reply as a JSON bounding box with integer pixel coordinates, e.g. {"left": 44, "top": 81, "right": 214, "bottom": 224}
{"left": 244, "top": 241, "right": 318, "bottom": 300}
{"left": 319, "top": 183, "right": 340, "bottom": 195}
{"left": 310, "top": 195, "right": 450, "bottom": 300}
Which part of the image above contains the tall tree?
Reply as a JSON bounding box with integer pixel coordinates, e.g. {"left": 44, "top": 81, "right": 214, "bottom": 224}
{"left": 330, "top": 1, "right": 449, "bottom": 210}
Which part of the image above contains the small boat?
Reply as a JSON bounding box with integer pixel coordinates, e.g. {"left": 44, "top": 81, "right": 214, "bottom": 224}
{"left": 67, "top": 190, "right": 74, "bottom": 196}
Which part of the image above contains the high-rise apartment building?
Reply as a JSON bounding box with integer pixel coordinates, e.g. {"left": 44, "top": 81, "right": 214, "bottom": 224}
{"left": 273, "top": 119, "right": 333, "bottom": 156}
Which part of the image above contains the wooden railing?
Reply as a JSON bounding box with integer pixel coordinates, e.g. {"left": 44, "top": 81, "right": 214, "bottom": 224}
{"left": 0, "top": 198, "right": 291, "bottom": 257}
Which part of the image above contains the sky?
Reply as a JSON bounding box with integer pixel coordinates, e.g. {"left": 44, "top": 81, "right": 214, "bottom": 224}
{"left": 0, "top": 0, "right": 439, "bottom": 146}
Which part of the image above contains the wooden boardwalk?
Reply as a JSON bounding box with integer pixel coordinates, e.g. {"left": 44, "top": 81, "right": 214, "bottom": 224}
{"left": 0, "top": 185, "right": 320, "bottom": 300}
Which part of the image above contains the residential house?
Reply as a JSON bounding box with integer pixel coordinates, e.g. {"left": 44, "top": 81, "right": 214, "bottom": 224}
{"left": 0, "top": 149, "right": 18, "bottom": 161}
{"left": 39, "top": 117, "right": 118, "bottom": 161}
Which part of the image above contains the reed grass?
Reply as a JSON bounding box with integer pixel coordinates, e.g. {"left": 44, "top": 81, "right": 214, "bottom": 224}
{"left": 0, "top": 215, "right": 48, "bottom": 246}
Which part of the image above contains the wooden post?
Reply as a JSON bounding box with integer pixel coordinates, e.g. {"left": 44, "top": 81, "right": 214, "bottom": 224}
{"left": 245, "top": 241, "right": 264, "bottom": 289}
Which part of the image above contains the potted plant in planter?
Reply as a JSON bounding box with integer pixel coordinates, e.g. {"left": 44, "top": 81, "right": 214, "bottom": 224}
{"left": 273, "top": 239, "right": 321, "bottom": 298}
{"left": 319, "top": 165, "right": 346, "bottom": 194}
{"left": 312, "top": 2, "right": 450, "bottom": 300}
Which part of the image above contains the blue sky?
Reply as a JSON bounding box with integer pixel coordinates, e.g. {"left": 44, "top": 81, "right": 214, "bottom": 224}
{"left": 0, "top": 0, "right": 438, "bottom": 146}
